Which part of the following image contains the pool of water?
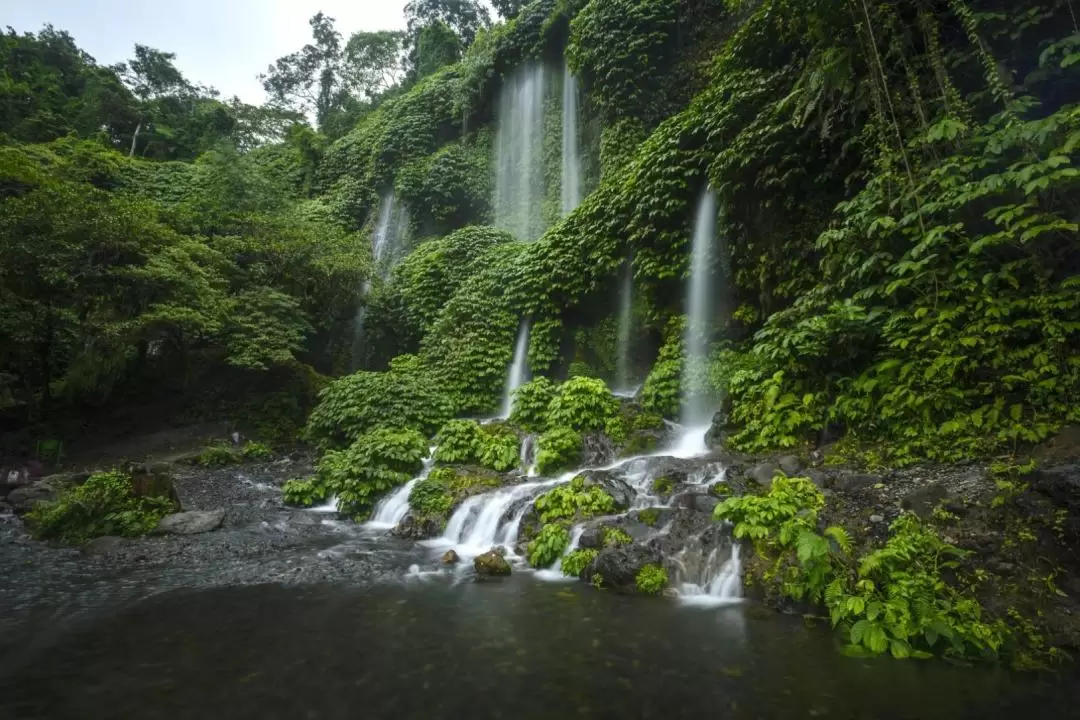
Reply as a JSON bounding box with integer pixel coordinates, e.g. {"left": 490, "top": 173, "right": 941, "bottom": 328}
{"left": 1, "top": 574, "right": 1075, "bottom": 719}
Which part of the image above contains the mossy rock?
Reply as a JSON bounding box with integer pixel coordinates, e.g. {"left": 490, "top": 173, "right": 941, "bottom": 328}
{"left": 474, "top": 549, "right": 512, "bottom": 577}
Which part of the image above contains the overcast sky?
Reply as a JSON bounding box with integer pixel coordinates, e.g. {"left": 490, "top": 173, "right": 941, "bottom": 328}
{"left": 2, "top": 0, "right": 410, "bottom": 103}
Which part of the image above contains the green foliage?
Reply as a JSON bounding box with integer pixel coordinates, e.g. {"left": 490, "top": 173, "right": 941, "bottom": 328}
{"left": 527, "top": 522, "right": 570, "bottom": 568}
{"left": 282, "top": 477, "right": 329, "bottom": 507}
{"left": 434, "top": 419, "right": 485, "bottom": 463}
{"left": 715, "top": 476, "right": 1011, "bottom": 662}
{"left": 305, "top": 363, "right": 453, "bottom": 449}
{"left": 641, "top": 329, "right": 683, "bottom": 419}
{"left": 316, "top": 426, "right": 428, "bottom": 520}
{"left": 535, "top": 427, "right": 583, "bottom": 475}
{"left": 533, "top": 474, "right": 616, "bottom": 523}
{"left": 602, "top": 526, "right": 633, "bottom": 546}
{"left": 27, "top": 470, "right": 174, "bottom": 544}
{"left": 240, "top": 441, "right": 274, "bottom": 461}
{"left": 509, "top": 376, "right": 557, "bottom": 431}
{"left": 409, "top": 465, "right": 501, "bottom": 519}
{"left": 635, "top": 563, "right": 668, "bottom": 595}
{"left": 561, "top": 548, "right": 598, "bottom": 577}
{"left": 196, "top": 443, "right": 242, "bottom": 467}
{"left": 651, "top": 475, "right": 674, "bottom": 494}
{"left": 546, "top": 376, "right": 619, "bottom": 432}
{"left": 638, "top": 508, "right": 660, "bottom": 527}
{"left": 478, "top": 424, "right": 521, "bottom": 472}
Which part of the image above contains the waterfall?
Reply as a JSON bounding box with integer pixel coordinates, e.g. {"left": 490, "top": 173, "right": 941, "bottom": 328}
{"left": 674, "top": 541, "right": 743, "bottom": 607}
{"left": 615, "top": 262, "right": 634, "bottom": 392}
{"left": 561, "top": 62, "right": 582, "bottom": 216}
{"left": 520, "top": 434, "right": 538, "bottom": 476}
{"left": 367, "top": 447, "right": 438, "bottom": 529}
{"left": 495, "top": 64, "right": 548, "bottom": 241}
{"left": 679, "top": 187, "right": 718, "bottom": 432}
{"left": 352, "top": 193, "right": 411, "bottom": 369}
{"left": 534, "top": 525, "right": 586, "bottom": 582}
{"left": 500, "top": 320, "right": 531, "bottom": 419}
{"left": 430, "top": 477, "right": 569, "bottom": 558}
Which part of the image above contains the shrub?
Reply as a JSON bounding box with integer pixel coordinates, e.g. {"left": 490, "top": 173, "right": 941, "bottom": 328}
{"left": 316, "top": 426, "right": 428, "bottom": 520}
{"left": 434, "top": 419, "right": 484, "bottom": 464}
{"left": 27, "top": 470, "right": 174, "bottom": 544}
{"left": 638, "top": 508, "right": 660, "bottom": 527}
{"left": 509, "top": 376, "right": 556, "bottom": 432}
{"left": 561, "top": 548, "right": 599, "bottom": 577}
{"left": 533, "top": 475, "right": 616, "bottom": 523}
{"left": 408, "top": 469, "right": 456, "bottom": 517}
{"left": 601, "top": 526, "right": 633, "bottom": 546}
{"left": 635, "top": 564, "right": 668, "bottom": 595}
{"left": 305, "top": 364, "right": 453, "bottom": 449}
{"left": 546, "top": 376, "right": 619, "bottom": 432}
{"left": 196, "top": 442, "right": 241, "bottom": 466}
{"left": 478, "top": 425, "right": 520, "bottom": 472}
{"left": 652, "top": 475, "right": 674, "bottom": 494}
{"left": 241, "top": 441, "right": 274, "bottom": 461}
{"left": 640, "top": 330, "right": 683, "bottom": 419}
{"left": 535, "top": 428, "right": 583, "bottom": 475}
{"left": 282, "top": 477, "right": 329, "bottom": 507}
{"left": 527, "top": 522, "right": 570, "bottom": 568}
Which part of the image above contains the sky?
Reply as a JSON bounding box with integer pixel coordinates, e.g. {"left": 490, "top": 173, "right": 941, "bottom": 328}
{"left": 1, "top": 0, "right": 410, "bottom": 104}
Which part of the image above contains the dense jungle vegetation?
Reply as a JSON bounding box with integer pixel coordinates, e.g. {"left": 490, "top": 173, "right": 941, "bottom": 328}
{"left": 3, "top": 0, "right": 1078, "bottom": 469}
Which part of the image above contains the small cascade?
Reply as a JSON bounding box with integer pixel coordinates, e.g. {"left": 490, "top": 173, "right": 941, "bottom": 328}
{"left": 674, "top": 540, "right": 742, "bottom": 607}
{"left": 560, "top": 62, "right": 582, "bottom": 216}
{"left": 520, "top": 434, "right": 538, "bottom": 476}
{"left": 495, "top": 64, "right": 548, "bottom": 241}
{"left": 534, "top": 525, "right": 586, "bottom": 582}
{"left": 367, "top": 447, "right": 438, "bottom": 530}
{"left": 352, "top": 192, "right": 411, "bottom": 369}
{"left": 615, "top": 262, "right": 634, "bottom": 392}
{"left": 500, "top": 320, "right": 531, "bottom": 419}
{"left": 431, "top": 477, "right": 569, "bottom": 558}
{"left": 680, "top": 187, "right": 718, "bottom": 428}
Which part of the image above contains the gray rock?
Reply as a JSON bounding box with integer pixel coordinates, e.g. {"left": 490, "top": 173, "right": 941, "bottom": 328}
{"left": 390, "top": 514, "right": 442, "bottom": 540}
{"left": 579, "top": 469, "right": 635, "bottom": 510}
{"left": 869, "top": 514, "right": 885, "bottom": 524}
{"left": 691, "top": 494, "right": 721, "bottom": 515}
{"left": 441, "top": 549, "right": 460, "bottom": 564}
{"left": 289, "top": 512, "right": 321, "bottom": 526}
{"left": 749, "top": 463, "right": 780, "bottom": 488}
{"left": 803, "top": 469, "right": 828, "bottom": 489}
{"left": 155, "top": 509, "right": 225, "bottom": 535}
{"left": 1031, "top": 463, "right": 1080, "bottom": 513}
{"left": 901, "top": 483, "right": 949, "bottom": 520}
{"left": 8, "top": 482, "right": 56, "bottom": 513}
{"left": 778, "top": 455, "right": 802, "bottom": 476}
{"left": 830, "top": 471, "right": 882, "bottom": 492}
{"left": 581, "top": 433, "right": 617, "bottom": 468}
{"left": 474, "top": 549, "right": 511, "bottom": 577}
{"left": 584, "top": 543, "right": 662, "bottom": 594}
{"left": 82, "top": 536, "right": 126, "bottom": 555}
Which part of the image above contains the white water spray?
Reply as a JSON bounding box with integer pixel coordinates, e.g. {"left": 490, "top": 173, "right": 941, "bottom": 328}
{"left": 675, "top": 541, "right": 743, "bottom": 607}
{"left": 500, "top": 320, "right": 531, "bottom": 419}
{"left": 561, "top": 62, "right": 582, "bottom": 216}
{"left": 495, "top": 64, "right": 548, "bottom": 241}
{"left": 367, "top": 447, "right": 438, "bottom": 529}
{"left": 615, "top": 262, "right": 634, "bottom": 392}
{"left": 681, "top": 188, "right": 718, "bottom": 427}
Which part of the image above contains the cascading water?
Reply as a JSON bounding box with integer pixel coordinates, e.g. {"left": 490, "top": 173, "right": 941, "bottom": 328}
{"left": 615, "top": 262, "right": 634, "bottom": 393}
{"left": 495, "top": 64, "right": 548, "bottom": 241}
{"left": 681, "top": 187, "right": 717, "bottom": 427}
{"left": 534, "top": 525, "right": 586, "bottom": 582}
{"left": 367, "top": 447, "right": 438, "bottom": 529}
{"left": 560, "top": 62, "right": 582, "bottom": 216}
{"left": 352, "top": 193, "right": 411, "bottom": 369}
{"left": 500, "top": 320, "right": 531, "bottom": 419}
{"left": 673, "top": 540, "right": 742, "bottom": 607}
{"left": 520, "top": 434, "right": 538, "bottom": 477}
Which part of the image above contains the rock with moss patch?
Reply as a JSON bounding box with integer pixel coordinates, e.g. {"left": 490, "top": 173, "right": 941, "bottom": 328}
{"left": 441, "top": 549, "right": 460, "bottom": 564}
{"left": 474, "top": 549, "right": 512, "bottom": 577}
{"left": 391, "top": 514, "right": 443, "bottom": 540}
{"left": 583, "top": 543, "right": 662, "bottom": 594}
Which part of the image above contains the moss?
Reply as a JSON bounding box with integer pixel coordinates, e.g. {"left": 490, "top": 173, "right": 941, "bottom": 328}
{"left": 652, "top": 475, "right": 674, "bottom": 494}
{"left": 535, "top": 427, "right": 583, "bottom": 475}
{"left": 601, "top": 525, "right": 633, "bottom": 546}
{"left": 195, "top": 442, "right": 242, "bottom": 467}
{"left": 635, "top": 564, "right": 668, "bottom": 595}
{"left": 638, "top": 508, "right": 661, "bottom": 527}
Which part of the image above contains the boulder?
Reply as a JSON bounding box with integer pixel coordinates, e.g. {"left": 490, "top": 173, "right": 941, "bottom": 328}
{"left": 1, "top": 467, "right": 32, "bottom": 498}
{"left": 391, "top": 515, "right": 443, "bottom": 540}
{"left": 582, "top": 433, "right": 617, "bottom": 468}
{"left": 584, "top": 544, "right": 662, "bottom": 594}
{"left": 473, "top": 549, "right": 511, "bottom": 577}
{"left": 704, "top": 405, "right": 731, "bottom": 451}
{"left": 579, "top": 470, "right": 635, "bottom": 510}
{"left": 777, "top": 455, "right": 802, "bottom": 476}
{"left": 1030, "top": 463, "right": 1080, "bottom": 514}
{"left": 441, "top": 549, "right": 460, "bottom": 565}
{"left": 900, "top": 483, "right": 949, "bottom": 520}
{"left": 803, "top": 469, "right": 828, "bottom": 489}
{"left": 691, "top": 493, "right": 721, "bottom": 515}
{"left": 82, "top": 536, "right": 126, "bottom": 556}
{"left": 829, "top": 471, "right": 883, "bottom": 493}
{"left": 154, "top": 509, "right": 225, "bottom": 535}
{"left": 8, "top": 482, "right": 56, "bottom": 514}
{"left": 748, "top": 462, "right": 780, "bottom": 488}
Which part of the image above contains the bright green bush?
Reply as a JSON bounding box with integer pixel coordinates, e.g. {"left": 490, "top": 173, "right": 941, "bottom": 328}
{"left": 535, "top": 427, "right": 583, "bottom": 475}
{"left": 316, "top": 426, "right": 428, "bottom": 520}
{"left": 561, "top": 548, "right": 599, "bottom": 577}
{"left": 27, "top": 470, "right": 174, "bottom": 544}
{"left": 409, "top": 466, "right": 501, "bottom": 520}
{"left": 434, "top": 419, "right": 484, "bottom": 464}
{"left": 546, "top": 376, "right": 619, "bottom": 432}
{"left": 240, "top": 441, "right": 274, "bottom": 461}
{"left": 533, "top": 475, "right": 616, "bottom": 523}
{"left": 715, "top": 476, "right": 1010, "bottom": 662}
{"left": 602, "top": 526, "right": 633, "bottom": 546}
{"left": 640, "top": 330, "right": 683, "bottom": 419}
{"left": 282, "top": 477, "right": 329, "bottom": 507}
{"left": 478, "top": 425, "right": 521, "bottom": 472}
{"left": 196, "top": 443, "right": 241, "bottom": 467}
{"left": 635, "top": 564, "right": 668, "bottom": 595}
{"left": 527, "top": 522, "right": 570, "bottom": 568}
{"left": 509, "top": 376, "right": 557, "bottom": 431}
{"left": 305, "top": 363, "right": 453, "bottom": 449}
{"left": 638, "top": 508, "right": 660, "bottom": 527}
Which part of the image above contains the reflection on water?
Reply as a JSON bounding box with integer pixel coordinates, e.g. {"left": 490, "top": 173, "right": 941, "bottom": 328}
{"left": 0, "top": 576, "right": 1076, "bottom": 719}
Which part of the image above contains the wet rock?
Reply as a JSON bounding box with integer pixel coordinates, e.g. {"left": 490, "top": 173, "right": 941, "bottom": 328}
{"left": 1, "top": 467, "right": 32, "bottom": 497}
{"left": 289, "top": 512, "right": 321, "bottom": 527}
{"left": 704, "top": 404, "right": 731, "bottom": 451}
{"left": 474, "top": 549, "right": 511, "bottom": 577}
{"left": 1030, "top": 463, "right": 1080, "bottom": 513}
{"left": 749, "top": 463, "right": 779, "bottom": 488}
{"left": 778, "top": 455, "right": 802, "bottom": 476}
{"left": 691, "top": 494, "right": 720, "bottom": 515}
{"left": 155, "top": 509, "right": 225, "bottom": 535}
{"left": 900, "top": 483, "right": 949, "bottom": 520}
{"left": 869, "top": 514, "right": 885, "bottom": 524}
{"left": 82, "top": 536, "right": 126, "bottom": 556}
{"left": 391, "top": 515, "right": 442, "bottom": 540}
{"left": 579, "top": 470, "right": 635, "bottom": 510}
{"left": 829, "top": 471, "right": 882, "bottom": 493}
{"left": 8, "top": 482, "right": 56, "bottom": 514}
{"left": 441, "top": 549, "right": 460, "bottom": 565}
{"left": 803, "top": 469, "right": 828, "bottom": 489}
{"left": 492, "top": 545, "right": 508, "bottom": 557}
{"left": 584, "top": 544, "right": 662, "bottom": 594}
{"left": 582, "top": 433, "right": 617, "bottom": 467}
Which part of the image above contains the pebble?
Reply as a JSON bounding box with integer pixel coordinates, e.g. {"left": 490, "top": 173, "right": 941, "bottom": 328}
{"left": 869, "top": 514, "right": 885, "bottom": 524}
